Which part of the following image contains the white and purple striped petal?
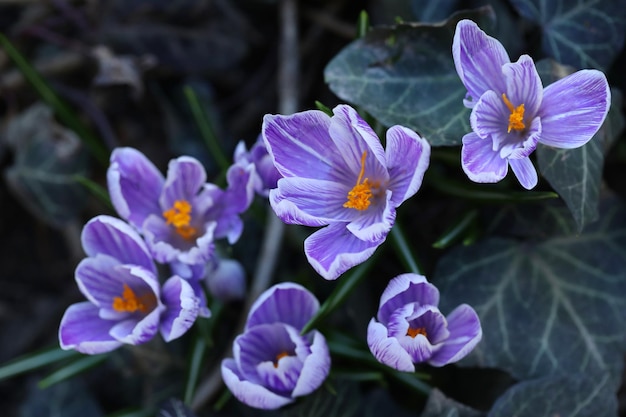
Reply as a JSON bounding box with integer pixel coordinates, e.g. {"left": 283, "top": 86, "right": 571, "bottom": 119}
{"left": 59, "top": 302, "right": 123, "bottom": 354}
{"left": 304, "top": 223, "right": 380, "bottom": 281}
{"left": 385, "top": 126, "right": 431, "bottom": 206}
{"left": 539, "top": 69, "right": 611, "bottom": 149}
{"left": 81, "top": 215, "right": 156, "bottom": 274}
{"left": 246, "top": 282, "right": 319, "bottom": 331}
{"left": 160, "top": 275, "right": 202, "bottom": 342}
{"left": 452, "top": 19, "right": 510, "bottom": 107}
{"left": 107, "top": 147, "right": 164, "bottom": 229}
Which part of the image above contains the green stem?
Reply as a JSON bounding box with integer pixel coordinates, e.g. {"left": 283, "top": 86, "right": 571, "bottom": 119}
{"left": 427, "top": 171, "right": 558, "bottom": 202}
{"left": 432, "top": 209, "right": 479, "bottom": 249}
{"left": 183, "top": 85, "right": 230, "bottom": 172}
{"left": 390, "top": 225, "right": 422, "bottom": 274}
{"left": 301, "top": 255, "right": 376, "bottom": 334}
{"left": 184, "top": 336, "right": 207, "bottom": 405}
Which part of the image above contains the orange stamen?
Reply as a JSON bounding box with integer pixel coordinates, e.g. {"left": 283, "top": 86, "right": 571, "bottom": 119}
{"left": 273, "top": 351, "right": 289, "bottom": 368}
{"left": 501, "top": 93, "right": 526, "bottom": 133}
{"left": 406, "top": 327, "right": 427, "bottom": 338}
{"left": 343, "top": 151, "right": 373, "bottom": 211}
{"left": 163, "top": 200, "right": 198, "bottom": 239}
{"left": 112, "top": 283, "right": 151, "bottom": 313}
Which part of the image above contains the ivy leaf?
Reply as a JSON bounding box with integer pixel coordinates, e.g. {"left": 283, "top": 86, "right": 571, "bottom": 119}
{"left": 488, "top": 373, "right": 617, "bottom": 417}
{"left": 536, "top": 60, "right": 625, "bottom": 231}
{"left": 420, "top": 389, "right": 486, "bottom": 417}
{"left": 509, "top": 0, "right": 626, "bottom": 70}
{"left": 324, "top": 7, "right": 496, "bottom": 146}
{"left": 3, "top": 103, "right": 88, "bottom": 228}
{"left": 435, "top": 199, "right": 626, "bottom": 388}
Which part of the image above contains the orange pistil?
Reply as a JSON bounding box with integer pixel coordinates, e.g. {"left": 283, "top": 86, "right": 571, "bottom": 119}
{"left": 163, "top": 199, "right": 198, "bottom": 239}
{"left": 112, "top": 283, "right": 151, "bottom": 313}
{"left": 406, "top": 327, "right": 427, "bottom": 338}
{"left": 343, "top": 151, "right": 373, "bottom": 211}
{"left": 501, "top": 93, "right": 526, "bottom": 133}
{"left": 273, "top": 351, "right": 290, "bottom": 368}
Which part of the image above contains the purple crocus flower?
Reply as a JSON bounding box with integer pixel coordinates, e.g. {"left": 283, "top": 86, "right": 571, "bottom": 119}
{"left": 367, "top": 273, "right": 481, "bottom": 371}
{"left": 59, "top": 216, "right": 204, "bottom": 354}
{"left": 262, "top": 105, "right": 430, "bottom": 280}
{"left": 107, "top": 147, "right": 255, "bottom": 265}
{"left": 221, "top": 283, "right": 330, "bottom": 410}
{"left": 234, "top": 135, "right": 282, "bottom": 197}
{"left": 453, "top": 19, "right": 611, "bottom": 189}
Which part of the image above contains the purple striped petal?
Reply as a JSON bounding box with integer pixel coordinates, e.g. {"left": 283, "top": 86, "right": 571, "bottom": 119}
{"left": 304, "top": 222, "right": 380, "bottom": 280}
{"left": 160, "top": 156, "right": 207, "bottom": 209}
{"left": 329, "top": 105, "right": 388, "bottom": 183}
{"left": 262, "top": 110, "right": 345, "bottom": 181}
{"left": 160, "top": 276, "right": 201, "bottom": 342}
{"left": 539, "top": 69, "right": 610, "bottom": 149}
{"left": 292, "top": 331, "right": 330, "bottom": 397}
{"left": 429, "top": 304, "right": 482, "bottom": 367}
{"left": 470, "top": 90, "right": 509, "bottom": 140}
{"left": 377, "top": 273, "right": 439, "bottom": 325}
{"left": 107, "top": 147, "right": 163, "bottom": 229}
{"left": 269, "top": 177, "right": 357, "bottom": 226}
{"left": 81, "top": 215, "right": 155, "bottom": 273}
{"left": 246, "top": 282, "right": 319, "bottom": 331}
{"left": 385, "top": 126, "right": 431, "bottom": 206}
{"left": 509, "top": 157, "right": 538, "bottom": 190}
{"left": 502, "top": 55, "right": 543, "bottom": 118}
{"left": 452, "top": 19, "right": 510, "bottom": 106}
{"left": 367, "top": 319, "right": 415, "bottom": 372}
{"left": 221, "top": 359, "right": 293, "bottom": 410}
{"left": 461, "top": 132, "right": 508, "bottom": 183}
{"left": 59, "top": 302, "right": 122, "bottom": 354}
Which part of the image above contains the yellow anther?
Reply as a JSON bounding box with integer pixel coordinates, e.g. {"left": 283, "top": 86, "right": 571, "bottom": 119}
{"left": 163, "top": 200, "right": 198, "bottom": 239}
{"left": 501, "top": 93, "right": 526, "bottom": 133}
{"left": 112, "top": 283, "right": 150, "bottom": 313}
{"left": 406, "top": 327, "right": 427, "bottom": 338}
{"left": 343, "top": 151, "right": 373, "bottom": 211}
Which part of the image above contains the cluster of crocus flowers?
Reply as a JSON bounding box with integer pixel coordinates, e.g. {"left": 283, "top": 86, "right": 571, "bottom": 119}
{"left": 262, "top": 104, "right": 430, "bottom": 280}
{"left": 59, "top": 216, "right": 204, "bottom": 354}
{"left": 221, "top": 283, "right": 330, "bottom": 410}
{"left": 60, "top": 146, "right": 256, "bottom": 354}
{"left": 453, "top": 19, "right": 611, "bottom": 189}
{"left": 367, "top": 273, "right": 482, "bottom": 371}
{"left": 108, "top": 147, "right": 255, "bottom": 265}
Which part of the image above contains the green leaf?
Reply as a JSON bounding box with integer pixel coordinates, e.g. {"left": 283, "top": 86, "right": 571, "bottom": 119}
{"left": 509, "top": 0, "right": 626, "bottom": 71}
{"left": 434, "top": 199, "right": 626, "bottom": 388}
{"left": 0, "top": 34, "right": 108, "bottom": 165}
{"left": 300, "top": 254, "right": 376, "bottom": 334}
{"left": 38, "top": 354, "right": 107, "bottom": 389}
{"left": 3, "top": 103, "right": 89, "bottom": 228}
{"left": 536, "top": 60, "right": 625, "bottom": 231}
{"left": 420, "top": 388, "right": 485, "bottom": 417}
{"left": 0, "top": 346, "right": 78, "bottom": 381}
{"left": 324, "top": 7, "right": 496, "bottom": 146}
{"left": 488, "top": 373, "right": 617, "bottom": 417}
